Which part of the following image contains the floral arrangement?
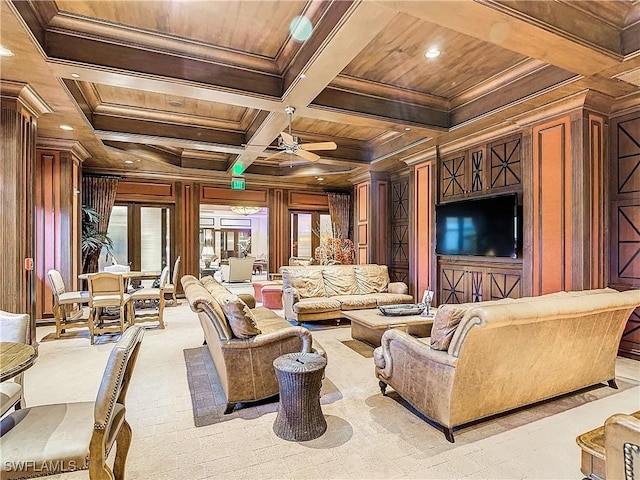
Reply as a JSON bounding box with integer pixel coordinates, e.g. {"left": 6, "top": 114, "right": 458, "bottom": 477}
{"left": 314, "top": 237, "right": 356, "bottom": 265}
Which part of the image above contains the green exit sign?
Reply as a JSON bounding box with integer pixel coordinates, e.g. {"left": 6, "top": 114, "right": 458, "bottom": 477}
{"left": 231, "top": 177, "right": 245, "bottom": 190}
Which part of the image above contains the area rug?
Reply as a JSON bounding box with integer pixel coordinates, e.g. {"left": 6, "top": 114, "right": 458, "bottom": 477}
{"left": 184, "top": 346, "right": 343, "bottom": 427}
{"left": 183, "top": 346, "right": 243, "bottom": 427}
{"left": 340, "top": 339, "right": 374, "bottom": 358}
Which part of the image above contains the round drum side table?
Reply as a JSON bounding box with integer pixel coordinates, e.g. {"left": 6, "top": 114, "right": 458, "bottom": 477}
{"left": 273, "top": 352, "right": 327, "bottom": 441}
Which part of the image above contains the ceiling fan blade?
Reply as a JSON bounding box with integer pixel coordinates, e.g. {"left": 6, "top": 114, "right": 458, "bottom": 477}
{"left": 280, "top": 131, "right": 295, "bottom": 146}
{"left": 295, "top": 149, "right": 320, "bottom": 162}
{"left": 300, "top": 141, "right": 337, "bottom": 151}
{"left": 263, "top": 151, "right": 284, "bottom": 161}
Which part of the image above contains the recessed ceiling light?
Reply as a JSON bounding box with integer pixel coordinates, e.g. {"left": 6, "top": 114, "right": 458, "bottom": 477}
{"left": 71, "top": 73, "right": 80, "bottom": 78}
{"left": 124, "top": 160, "right": 134, "bottom": 164}
{"left": 424, "top": 47, "right": 441, "bottom": 59}
{"left": 168, "top": 99, "right": 183, "bottom": 107}
{"left": 316, "top": 177, "right": 324, "bottom": 181}
{"left": 0, "top": 46, "right": 14, "bottom": 57}
{"left": 59, "top": 125, "right": 74, "bottom": 131}
{"left": 404, "top": 127, "right": 411, "bottom": 131}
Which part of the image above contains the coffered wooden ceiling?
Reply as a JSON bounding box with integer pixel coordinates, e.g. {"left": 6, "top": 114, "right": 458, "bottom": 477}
{"left": 2, "top": 0, "right": 639, "bottom": 188}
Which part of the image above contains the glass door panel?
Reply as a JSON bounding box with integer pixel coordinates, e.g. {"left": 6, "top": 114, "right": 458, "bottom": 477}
{"left": 140, "top": 207, "right": 170, "bottom": 284}
{"left": 99, "top": 205, "right": 128, "bottom": 271}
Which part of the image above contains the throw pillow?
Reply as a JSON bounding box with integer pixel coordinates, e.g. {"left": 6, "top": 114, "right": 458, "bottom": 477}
{"left": 430, "top": 304, "right": 472, "bottom": 351}
{"left": 218, "top": 292, "right": 261, "bottom": 339}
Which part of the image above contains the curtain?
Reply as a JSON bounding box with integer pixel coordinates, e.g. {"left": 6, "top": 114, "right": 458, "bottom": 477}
{"left": 328, "top": 192, "right": 351, "bottom": 239}
{"left": 82, "top": 175, "right": 119, "bottom": 273}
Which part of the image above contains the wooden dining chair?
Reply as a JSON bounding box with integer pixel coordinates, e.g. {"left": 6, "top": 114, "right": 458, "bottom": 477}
{"left": 87, "top": 272, "right": 132, "bottom": 345}
{"left": 0, "top": 325, "right": 144, "bottom": 480}
{"left": 130, "top": 266, "right": 170, "bottom": 328}
{"left": 46, "top": 269, "right": 90, "bottom": 339}
{"left": 164, "top": 256, "right": 181, "bottom": 306}
{"left": 0, "top": 311, "right": 31, "bottom": 417}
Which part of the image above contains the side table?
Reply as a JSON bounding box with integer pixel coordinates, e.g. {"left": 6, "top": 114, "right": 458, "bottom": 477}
{"left": 273, "top": 352, "right": 327, "bottom": 441}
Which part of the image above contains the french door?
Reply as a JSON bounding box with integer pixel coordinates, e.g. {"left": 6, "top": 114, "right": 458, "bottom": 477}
{"left": 102, "top": 203, "right": 174, "bottom": 284}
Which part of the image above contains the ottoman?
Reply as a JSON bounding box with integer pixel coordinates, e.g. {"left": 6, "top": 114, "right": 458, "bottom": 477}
{"left": 252, "top": 280, "right": 282, "bottom": 302}
{"left": 262, "top": 284, "right": 283, "bottom": 309}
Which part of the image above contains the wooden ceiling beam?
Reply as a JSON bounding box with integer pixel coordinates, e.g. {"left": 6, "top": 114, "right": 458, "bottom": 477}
{"left": 228, "top": 1, "right": 398, "bottom": 175}
{"left": 383, "top": 0, "right": 622, "bottom": 77}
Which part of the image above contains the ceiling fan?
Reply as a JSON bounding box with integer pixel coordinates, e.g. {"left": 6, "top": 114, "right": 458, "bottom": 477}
{"left": 263, "top": 106, "right": 337, "bottom": 163}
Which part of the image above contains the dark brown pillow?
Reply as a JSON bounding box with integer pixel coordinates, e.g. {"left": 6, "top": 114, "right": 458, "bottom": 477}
{"left": 218, "top": 293, "right": 261, "bottom": 339}
{"left": 430, "top": 304, "right": 471, "bottom": 351}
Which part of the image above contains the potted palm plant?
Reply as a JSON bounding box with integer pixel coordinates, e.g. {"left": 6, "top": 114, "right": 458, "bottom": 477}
{"left": 81, "top": 205, "right": 114, "bottom": 272}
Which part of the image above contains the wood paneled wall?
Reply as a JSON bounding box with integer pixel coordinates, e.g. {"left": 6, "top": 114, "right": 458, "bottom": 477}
{"left": 0, "top": 85, "right": 41, "bottom": 342}
{"left": 34, "top": 149, "right": 82, "bottom": 319}
{"left": 413, "top": 161, "right": 435, "bottom": 300}
{"left": 390, "top": 173, "right": 410, "bottom": 285}
{"left": 531, "top": 116, "right": 574, "bottom": 294}
{"left": 609, "top": 110, "right": 640, "bottom": 358}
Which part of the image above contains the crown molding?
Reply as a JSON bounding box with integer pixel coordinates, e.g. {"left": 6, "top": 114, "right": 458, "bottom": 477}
{"left": 37, "top": 137, "right": 91, "bottom": 161}
{"left": 402, "top": 146, "right": 438, "bottom": 166}
{"left": 1, "top": 81, "right": 53, "bottom": 118}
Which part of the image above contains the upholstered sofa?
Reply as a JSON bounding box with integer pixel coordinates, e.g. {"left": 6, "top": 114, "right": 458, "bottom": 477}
{"left": 374, "top": 288, "right": 640, "bottom": 442}
{"left": 280, "top": 264, "right": 413, "bottom": 324}
{"left": 182, "top": 275, "right": 326, "bottom": 413}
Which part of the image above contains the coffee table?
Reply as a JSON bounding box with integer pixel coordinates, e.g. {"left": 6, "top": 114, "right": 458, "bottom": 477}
{"left": 343, "top": 308, "right": 436, "bottom": 347}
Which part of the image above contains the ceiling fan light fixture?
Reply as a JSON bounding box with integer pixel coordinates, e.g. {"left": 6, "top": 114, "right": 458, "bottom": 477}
{"left": 229, "top": 206, "right": 261, "bottom": 216}
{"left": 289, "top": 16, "right": 313, "bottom": 42}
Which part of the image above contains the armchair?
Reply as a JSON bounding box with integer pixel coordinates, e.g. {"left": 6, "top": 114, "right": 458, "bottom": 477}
{"left": 0, "top": 311, "right": 31, "bottom": 416}
{"left": 220, "top": 256, "right": 255, "bottom": 283}
{"left": 577, "top": 411, "right": 640, "bottom": 479}
{"left": 0, "top": 325, "right": 144, "bottom": 479}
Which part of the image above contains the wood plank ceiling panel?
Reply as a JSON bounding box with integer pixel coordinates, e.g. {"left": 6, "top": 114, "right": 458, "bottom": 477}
{"left": 341, "top": 13, "right": 527, "bottom": 99}
{"left": 55, "top": 0, "right": 307, "bottom": 58}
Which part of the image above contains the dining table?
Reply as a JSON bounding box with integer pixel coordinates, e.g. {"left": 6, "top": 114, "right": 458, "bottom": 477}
{"left": 0, "top": 342, "right": 38, "bottom": 382}
{"left": 78, "top": 270, "right": 161, "bottom": 281}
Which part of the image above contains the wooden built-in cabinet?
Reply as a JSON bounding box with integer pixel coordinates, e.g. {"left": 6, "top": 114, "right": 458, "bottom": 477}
{"left": 437, "top": 133, "right": 524, "bottom": 306}
{"left": 439, "top": 134, "right": 522, "bottom": 203}
{"left": 438, "top": 257, "right": 522, "bottom": 305}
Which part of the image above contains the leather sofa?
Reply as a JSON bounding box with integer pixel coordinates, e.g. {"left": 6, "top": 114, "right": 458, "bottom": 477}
{"left": 280, "top": 264, "right": 413, "bottom": 324}
{"left": 373, "top": 288, "right": 640, "bottom": 442}
{"left": 182, "top": 275, "right": 326, "bottom": 414}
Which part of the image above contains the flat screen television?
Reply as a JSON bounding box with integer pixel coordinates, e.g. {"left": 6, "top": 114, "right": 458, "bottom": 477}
{"left": 435, "top": 194, "right": 520, "bottom": 258}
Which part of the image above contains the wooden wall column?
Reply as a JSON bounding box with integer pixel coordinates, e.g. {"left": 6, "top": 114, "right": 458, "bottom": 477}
{"left": 269, "top": 189, "right": 288, "bottom": 274}
{"left": 353, "top": 172, "right": 389, "bottom": 265}
{"left": 408, "top": 151, "right": 436, "bottom": 301}
{"left": 177, "top": 181, "right": 198, "bottom": 290}
{"left": 34, "top": 142, "right": 86, "bottom": 320}
{"left": 528, "top": 100, "right": 609, "bottom": 296}
{"left": 0, "top": 82, "right": 51, "bottom": 340}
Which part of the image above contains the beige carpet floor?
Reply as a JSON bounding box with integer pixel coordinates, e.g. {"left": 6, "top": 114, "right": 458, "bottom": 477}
{"left": 21, "top": 302, "right": 640, "bottom": 479}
